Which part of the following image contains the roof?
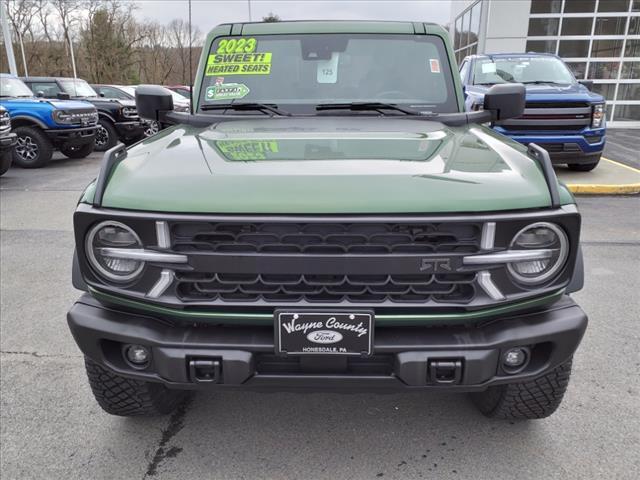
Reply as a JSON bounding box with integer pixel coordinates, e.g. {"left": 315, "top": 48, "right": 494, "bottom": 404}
{"left": 210, "top": 20, "right": 444, "bottom": 36}
{"left": 469, "top": 52, "right": 559, "bottom": 59}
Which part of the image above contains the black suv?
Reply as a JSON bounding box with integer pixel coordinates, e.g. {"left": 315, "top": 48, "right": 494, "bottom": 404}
{"left": 0, "top": 106, "right": 17, "bottom": 175}
{"left": 21, "top": 77, "right": 145, "bottom": 151}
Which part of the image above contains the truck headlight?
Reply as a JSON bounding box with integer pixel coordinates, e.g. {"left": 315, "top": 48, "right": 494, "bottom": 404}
{"left": 86, "top": 221, "right": 144, "bottom": 282}
{"left": 52, "top": 110, "right": 76, "bottom": 124}
{"left": 591, "top": 103, "right": 605, "bottom": 128}
{"left": 122, "top": 107, "right": 138, "bottom": 118}
{"left": 507, "top": 222, "right": 569, "bottom": 285}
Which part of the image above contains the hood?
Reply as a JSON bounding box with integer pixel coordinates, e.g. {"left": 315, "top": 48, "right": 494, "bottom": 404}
{"left": 1, "top": 97, "right": 94, "bottom": 109}
{"left": 96, "top": 117, "right": 571, "bottom": 214}
{"left": 78, "top": 97, "right": 135, "bottom": 108}
{"left": 468, "top": 82, "right": 604, "bottom": 104}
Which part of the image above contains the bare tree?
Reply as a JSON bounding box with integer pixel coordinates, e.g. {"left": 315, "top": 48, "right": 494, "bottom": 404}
{"left": 262, "top": 12, "right": 281, "bottom": 22}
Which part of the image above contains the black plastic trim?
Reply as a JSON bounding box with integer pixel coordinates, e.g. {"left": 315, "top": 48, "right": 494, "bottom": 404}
{"left": 527, "top": 143, "right": 561, "bottom": 209}
{"left": 92, "top": 143, "right": 127, "bottom": 207}
{"left": 566, "top": 245, "right": 584, "bottom": 294}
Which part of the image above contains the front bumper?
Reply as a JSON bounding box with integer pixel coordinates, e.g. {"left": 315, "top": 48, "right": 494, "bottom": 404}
{"left": 45, "top": 125, "right": 97, "bottom": 148}
{"left": 494, "top": 127, "right": 605, "bottom": 164}
{"left": 0, "top": 132, "right": 17, "bottom": 150}
{"left": 114, "top": 121, "right": 144, "bottom": 140}
{"left": 68, "top": 294, "right": 587, "bottom": 392}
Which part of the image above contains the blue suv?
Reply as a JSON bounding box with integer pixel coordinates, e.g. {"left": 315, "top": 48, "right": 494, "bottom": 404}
{"left": 459, "top": 53, "right": 606, "bottom": 172}
{"left": 0, "top": 74, "right": 98, "bottom": 168}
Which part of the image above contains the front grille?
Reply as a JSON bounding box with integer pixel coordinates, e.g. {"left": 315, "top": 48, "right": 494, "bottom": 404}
{"left": 537, "top": 143, "right": 583, "bottom": 153}
{"left": 171, "top": 221, "right": 481, "bottom": 305}
{"left": 0, "top": 112, "right": 10, "bottom": 132}
{"left": 500, "top": 102, "right": 592, "bottom": 132}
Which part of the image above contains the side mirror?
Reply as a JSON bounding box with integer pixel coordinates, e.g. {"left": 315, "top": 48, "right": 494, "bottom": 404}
{"left": 135, "top": 85, "right": 174, "bottom": 121}
{"left": 36, "top": 91, "right": 45, "bottom": 98}
{"left": 483, "top": 83, "right": 525, "bottom": 122}
{"left": 56, "top": 92, "right": 70, "bottom": 100}
{"left": 578, "top": 79, "right": 594, "bottom": 91}
{"left": 99, "top": 92, "right": 105, "bottom": 97}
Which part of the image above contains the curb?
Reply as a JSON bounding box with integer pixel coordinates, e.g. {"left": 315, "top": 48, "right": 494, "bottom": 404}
{"left": 566, "top": 158, "right": 640, "bottom": 195}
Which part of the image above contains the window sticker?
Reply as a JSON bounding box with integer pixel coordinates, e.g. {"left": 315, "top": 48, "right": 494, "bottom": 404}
{"left": 205, "top": 83, "right": 250, "bottom": 101}
{"left": 429, "top": 59, "right": 441, "bottom": 73}
{"left": 481, "top": 63, "right": 497, "bottom": 73}
{"left": 206, "top": 52, "right": 272, "bottom": 76}
{"left": 216, "top": 140, "right": 279, "bottom": 161}
{"left": 216, "top": 37, "right": 258, "bottom": 54}
{"left": 317, "top": 52, "right": 339, "bottom": 84}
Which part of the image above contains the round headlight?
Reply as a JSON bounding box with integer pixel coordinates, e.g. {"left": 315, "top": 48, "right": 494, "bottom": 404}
{"left": 507, "top": 222, "right": 569, "bottom": 285}
{"left": 86, "top": 221, "right": 144, "bottom": 282}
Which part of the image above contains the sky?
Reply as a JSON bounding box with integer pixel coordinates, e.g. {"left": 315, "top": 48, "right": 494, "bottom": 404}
{"left": 132, "top": 0, "right": 453, "bottom": 35}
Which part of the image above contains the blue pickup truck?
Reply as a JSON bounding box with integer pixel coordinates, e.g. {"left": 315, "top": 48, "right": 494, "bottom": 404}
{"left": 0, "top": 74, "right": 98, "bottom": 168}
{"left": 459, "top": 53, "right": 606, "bottom": 172}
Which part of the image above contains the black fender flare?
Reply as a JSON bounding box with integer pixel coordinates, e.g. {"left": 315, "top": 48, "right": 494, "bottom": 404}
{"left": 72, "top": 249, "right": 88, "bottom": 291}
{"left": 566, "top": 244, "right": 584, "bottom": 294}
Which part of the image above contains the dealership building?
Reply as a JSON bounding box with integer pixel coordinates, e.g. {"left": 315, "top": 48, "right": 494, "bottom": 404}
{"left": 449, "top": 0, "right": 640, "bottom": 127}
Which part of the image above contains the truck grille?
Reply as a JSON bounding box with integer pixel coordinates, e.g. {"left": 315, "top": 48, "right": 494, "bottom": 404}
{"left": 499, "top": 102, "right": 592, "bottom": 132}
{"left": 0, "top": 111, "right": 10, "bottom": 133}
{"left": 171, "top": 221, "right": 481, "bottom": 305}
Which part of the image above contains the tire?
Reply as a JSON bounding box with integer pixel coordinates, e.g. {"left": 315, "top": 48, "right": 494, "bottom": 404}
{"left": 568, "top": 160, "right": 599, "bottom": 172}
{"left": 12, "top": 126, "right": 54, "bottom": 168}
{"left": 84, "top": 356, "right": 190, "bottom": 416}
{"left": 471, "top": 358, "right": 573, "bottom": 420}
{"left": 60, "top": 142, "right": 95, "bottom": 159}
{"left": 94, "top": 118, "right": 118, "bottom": 152}
{"left": 0, "top": 149, "right": 12, "bottom": 175}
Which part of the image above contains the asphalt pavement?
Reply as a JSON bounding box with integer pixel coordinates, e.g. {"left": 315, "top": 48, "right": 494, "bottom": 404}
{"left": 1, "top": 152, "right": 639, "bottom": 480}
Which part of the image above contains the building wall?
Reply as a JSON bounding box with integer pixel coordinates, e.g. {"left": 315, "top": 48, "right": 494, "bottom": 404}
{"left": 484, "top": 1, "right": 531, "bottom": 53}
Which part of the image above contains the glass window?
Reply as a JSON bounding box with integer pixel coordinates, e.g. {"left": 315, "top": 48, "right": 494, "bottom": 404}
{"left": 629, "top": 16, "right": 640, "bottom": 35}
{"left": 614, "top": 105, "right": 640, "bottom": 121}
{"left": 471, "top": 56, "right": 575, "bottom": 85}
{"left": 95, "top": 86, "right": 131, "bottom": 100}
{"left": 617, "top": 84, "right": 640, "bottom": 101}
{"left": 621, "top": 62, "right": 640, "bottom": 79}
{"left": 469, "top": 2, "right": 481, "bottom": 45}
{"left": 526, "top": 40, "right": 557, "bottom": 54}
{"left": 201, "top": 33, "right": 459, "bottom": 114}
{"left": 459, "top": 61, "right": 469, "bottom": 82}
{"left": 625, "top": 39, "right": 640, "bottom": 56}
{"left": 28, "top": 82, "right": 62, "bottom": 97}
{"left": 464, "top": 10, "right": 472, "bottom": 46}
{"left": 529, "top": 18, "right": 559, "bottom": 36}
{"left": 0, "top": 76, "right": 34, "bottom": 97}
{"left": 592, "top": 39, "right": 624, "bottom": 57}
{"left": 595, "top": 17, "right": 628, "bottom": 35}
{"left": 530, "top": 0, "right": 562, "bottom": 13}
{"left": 588, "top": 62, "right": 620, "bottom": 79}
{"left": 591, "top": 83, "right": 616, "bottom": 100}
{"left": 565, "top": 62, "right": 587, "bottom": 79}
{"left": 563, "top": 0, "right": 596, "bottom": 13}
{"left": 558, "top": 40, "right": 590, "bottom": 57}
{"left": 561, "top": 17, "right": 593, "bottom": 35}
{"left": 597, "top": 0, "right": 629, "bottom": 12}
{"left": 59, "top": 79, "right": 98, "bottom": 98}
{"left": 633, "top": 0, "right": 640, "bottom": 11}
{"left": 455, "top": 17, "right": 462, "bottom": 49}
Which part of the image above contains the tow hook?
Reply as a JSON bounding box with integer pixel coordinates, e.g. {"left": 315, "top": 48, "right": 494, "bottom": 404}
{"left": 189, "top": 358, "right": 222, "bottom": 384}
{"left": 428, "top": 359, "right": 463, "bottom": 385}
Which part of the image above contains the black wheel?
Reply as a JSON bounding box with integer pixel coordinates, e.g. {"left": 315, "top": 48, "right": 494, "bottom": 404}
{"left": 0, "top": 149, "right": 12, "bottom": 175}
{"left": 94, "top": 118, "right": 118, "bottom": 152}
{"left": 568, "top": 160, "right": 600, "bottom": 172}
{"left": 84, "top": 356, "right": 190, "bottom": 416}
{"left": 471, "top": 358, "right": 573, "bottom": 420}
{"left": 60, "top": 142, "right": 95, "bottom": 159}
{"left": 12, "top": 126, "right": 54, "bottom": 168}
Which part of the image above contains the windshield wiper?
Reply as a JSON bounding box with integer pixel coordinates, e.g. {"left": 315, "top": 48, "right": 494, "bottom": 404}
{"left": 521, "top": 81, "right": 567, "bottom": 85}
{"left": 200, "top": 102, "right": 290, "bottom": 116}
{"left": 316, "top": 102, "right": 420, "bottom": 115}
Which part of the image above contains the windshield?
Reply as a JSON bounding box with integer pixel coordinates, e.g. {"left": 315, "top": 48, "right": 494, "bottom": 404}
{"left": 0, "top": 77, "right": 34, "bottom": 97}
{"left": 60, "top": 79, "right": 98, "bottom": 97}
{"left": 199, "top": 33, "right": 457, "bottom": 114}
{"left": 472, "top": 56, "right": 575, "bottom": 85}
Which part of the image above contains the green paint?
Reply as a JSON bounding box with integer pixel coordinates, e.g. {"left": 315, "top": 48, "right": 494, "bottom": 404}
{"left": 89, "top": 288, "right": 565, "bottom": 326}
{"left": 205, "top": 83, "right": 250, "bottom": 101}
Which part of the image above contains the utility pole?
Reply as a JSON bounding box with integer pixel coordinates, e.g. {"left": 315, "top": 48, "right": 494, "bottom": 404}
{"left": 68, "top": 30, "right": 77, "bottom": 78}
{"left": 0, "top": 2, "right": 18, "bottom": 75}
{"left": 247, "top": 0, "right": 252, "bottom": 21}
{"left": 17, "top": 29, "right": 27, "bottom": 76}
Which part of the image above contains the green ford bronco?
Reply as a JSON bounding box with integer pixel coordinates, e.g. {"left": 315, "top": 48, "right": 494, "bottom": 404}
{"left": 67, "top": 21, "right": 587, "bottom": 419}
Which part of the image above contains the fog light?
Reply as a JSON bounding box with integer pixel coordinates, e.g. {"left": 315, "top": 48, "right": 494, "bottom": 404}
{"left": 125, "top": 344, "right": 150, "bottom": 365}
{"left": 503, "top": 348, "right": 528, "bottom": 368}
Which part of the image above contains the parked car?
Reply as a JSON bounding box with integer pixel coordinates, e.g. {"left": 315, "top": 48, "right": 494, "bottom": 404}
{"left": 68, "top": 21, "right": 587, "bottom": 420}
{"left": 0, "top": 74, "right": 97, "bottom": 168}
{"left": 21, "top": 77, "right": 145, "bottom": 151}
{"left": 0, "top": 105, "right": 17, "bottom": 175}
{"left": 166, "top": 85, "right": 191, "bottom": 99}
{"left": 91, "top": 84, "right": 160, "bottom": 138}
{"left": 459, "top": 53, "right": 606, "bottom": 171}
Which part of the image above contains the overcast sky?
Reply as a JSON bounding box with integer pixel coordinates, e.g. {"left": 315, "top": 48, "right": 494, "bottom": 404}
{"left": 132, "top": 0, "right": 453, "bottom": 35}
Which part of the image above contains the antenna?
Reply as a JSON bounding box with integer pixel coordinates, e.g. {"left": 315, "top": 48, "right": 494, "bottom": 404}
{"left": 188, "top": 0, "right": 193, "bottom": 114}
